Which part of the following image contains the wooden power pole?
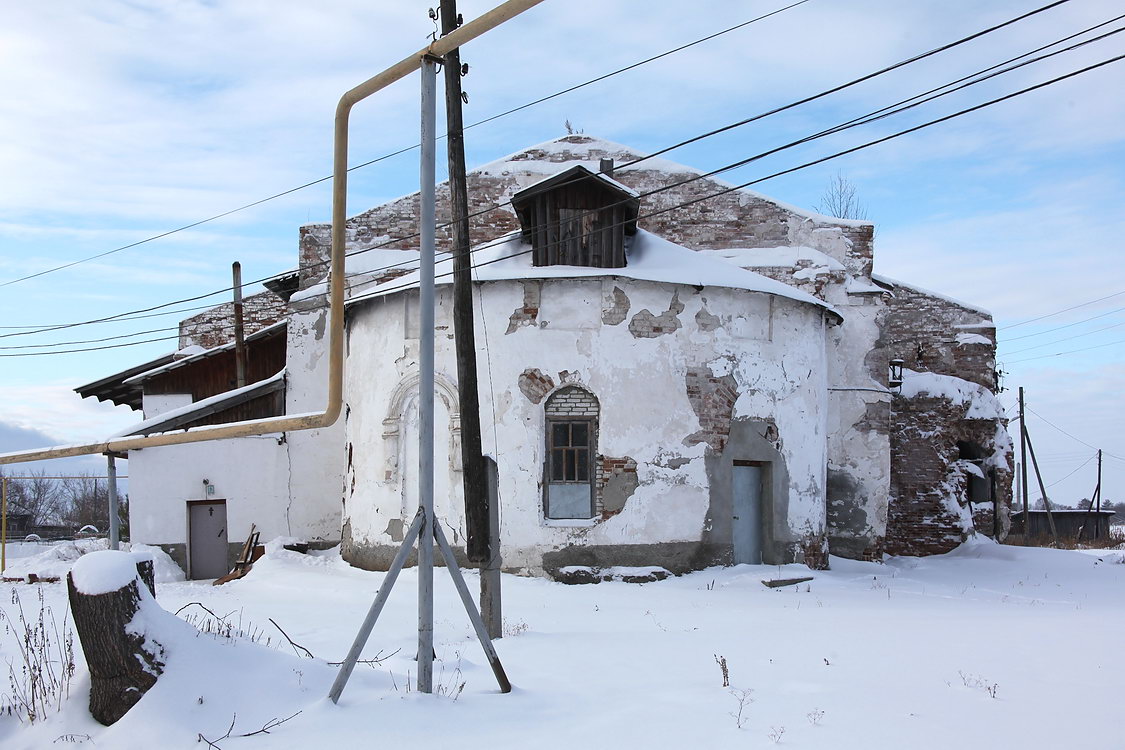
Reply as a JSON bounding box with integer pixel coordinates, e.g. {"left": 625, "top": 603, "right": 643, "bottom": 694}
{"left": 441, "top": 0, "right": 502, "bottom": 638}
{"left": 1094, "top": 449, "right": 1103, "bottom": 539}
{"left": 1019, "top": 387, "right": 1029, "bottom": 544}
{"left": 232, "top": 261, "right": 247, "bottom": 389}
{"left": 440, "top": 2, "right": 494, "bottom": 562}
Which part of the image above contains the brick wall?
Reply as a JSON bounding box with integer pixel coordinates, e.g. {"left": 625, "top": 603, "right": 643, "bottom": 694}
{"left": 684, "top": 367, "right": 740, "bottom": 452}
{"left": 295, "top": 135, "right": 873, "bottom": 297}
{"left": 878, "top": 278, "right": 1010, "bottom": 555}
{"left": 880, "top": 280, "right": 997, "bottom": 390}
{"left": 178, "top": 290, "right": 288, "bottom": 350}
{"left": 544, "top": 386, "right": 599, "bottom": 419}
{"left": 885, "top": 395, "right": 1013, "bottom": 556}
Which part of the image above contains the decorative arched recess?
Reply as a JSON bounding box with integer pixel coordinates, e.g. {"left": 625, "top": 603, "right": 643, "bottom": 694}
{"left": 382, "top": 371, "right": 462, "bottom": 483}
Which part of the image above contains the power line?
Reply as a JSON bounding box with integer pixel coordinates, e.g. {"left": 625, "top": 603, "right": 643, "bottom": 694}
{"left": 1046, "top": 452, "right": 1097, "bottom": 488}
{"left": 0, "top": 302, "right": 220, "bottom": 330}
{"left": 0, "top": 326, "right": 179, "bottom": 350}
{"left": 8, "top": 48, "right": 1125, "bottom": 359}
{"left": 0, "top": 0, "right": 814, "bottom": 289}
{"left": 344, "top": 51, "right": 1125, "bottom": 313}
{"left": 1003, "top": 304, "right": 1125, "bottom": 342}
{"left": 1, "top": 4, "right": 1099, "bottom": 340}
{"left": 1027, "top": 406, "right": 1125, "bottom": 462}
{"left": 1003, "top": 319, "right": 1125, "bottom": 355}
{"left": 999, "top": 289, "right": 1125, "bottom": 330}
{"left": 615, "top": 0, "right": 1079, "bottom": 171}
{"left": 1004, "top": 336, "right": 1125, "bottom": 364}
{"left": 0, "top": 335, "right": 179, "bottom": 358}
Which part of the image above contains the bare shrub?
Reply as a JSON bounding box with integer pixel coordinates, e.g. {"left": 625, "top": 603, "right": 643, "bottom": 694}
{"left": 729, "top": 687, "right": 754, "bottom": 729}
{"left": 0, "top": 588, "right": 76, "bottom": 723}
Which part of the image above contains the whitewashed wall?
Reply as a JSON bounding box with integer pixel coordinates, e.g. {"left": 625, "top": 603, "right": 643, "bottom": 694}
{"left": 342, "top": 277, "right": 829, "bottom": 575}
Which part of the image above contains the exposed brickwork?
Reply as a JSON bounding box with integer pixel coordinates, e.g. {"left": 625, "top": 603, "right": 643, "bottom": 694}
{"left": 799, "top": 534, "right": 831, "bottom": 571}
{"left": 880, "top": 280, "right": 997, "bottom": 390}
{"left": 597, "top": 456, "right": 638, "bottom": 518}
{"left": 518, "top": 368, "right": 555, "bottom": 404}
{"left": 885, "top": 395, "right": 1013, "bottom": 556}
{"left": 544, "top": 386, "right": 599, "bottom": 418}
{"left": 876, "top": 276, "right": 1010, "bottom": 556}
{"left": 506, "top": 281, "right": 541, "bottom": 334}
{"left": 296, "top": 135, "right": 873, "bottom": 302}
{"left": 601, "top": 286, "right": 630, "bottom": 326}
{"left": 178, "top": 290, "right": 288, "bottom": 350}
{"left": 628, "top": 291, "right": 684, "bottom": 338}
{"left": 684, "top": 367, "right": 740, "bottom": 452}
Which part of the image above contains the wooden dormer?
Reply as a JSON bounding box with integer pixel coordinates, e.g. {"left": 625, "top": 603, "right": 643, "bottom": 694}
{"left": 511, "top": 164, "right": 640, "bottom": 268}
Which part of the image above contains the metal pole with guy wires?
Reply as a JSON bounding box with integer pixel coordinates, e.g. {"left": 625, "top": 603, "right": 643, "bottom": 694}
{"left": 417, "top": 54, "right": 438, "bottom": 695}
{"left": 327, "top": 0, "right": 538, "bottom": 704}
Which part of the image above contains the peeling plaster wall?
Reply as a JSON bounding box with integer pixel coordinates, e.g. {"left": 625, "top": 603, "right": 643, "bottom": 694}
{"left": 299, "top": 136, "right": 885, "bottom": 564}
{"left": 282, "top": 296, "right": 346, "bottom": 541}
{"left": 341, "top": 277, "right": 828, "bottom": 576}
{"left": 823, "top": 295, "right": 891, "bottom": 560}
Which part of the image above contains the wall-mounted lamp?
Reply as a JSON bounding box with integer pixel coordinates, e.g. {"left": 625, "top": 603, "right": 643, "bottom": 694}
{"left": 889, "top": 359, "right": 904, "bottom": 390}
{"left": 202, "top": 478, "right": 216, "bottom": 497}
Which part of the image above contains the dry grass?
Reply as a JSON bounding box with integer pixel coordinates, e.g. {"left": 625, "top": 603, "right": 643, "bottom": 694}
{"left": 0, "top": 587, "right": 76, "bottom": 723}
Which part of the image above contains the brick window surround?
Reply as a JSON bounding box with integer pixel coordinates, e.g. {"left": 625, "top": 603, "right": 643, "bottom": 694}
{"left": 544, "top": 387, "right": 600, "bottom": 519}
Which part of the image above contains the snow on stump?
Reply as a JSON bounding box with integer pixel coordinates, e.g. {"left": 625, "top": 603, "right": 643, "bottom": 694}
{"left": 67, "top": 550, "right": 164, "bottom": 725}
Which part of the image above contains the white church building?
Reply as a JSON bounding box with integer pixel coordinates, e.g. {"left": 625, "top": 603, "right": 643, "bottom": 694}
{"left": 78, "top": 135, "right": 1011, "bottom": 579}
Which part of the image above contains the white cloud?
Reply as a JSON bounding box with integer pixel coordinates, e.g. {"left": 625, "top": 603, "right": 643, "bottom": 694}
{"left": 0, "top": 0, "right": 1121, "bottom": 501}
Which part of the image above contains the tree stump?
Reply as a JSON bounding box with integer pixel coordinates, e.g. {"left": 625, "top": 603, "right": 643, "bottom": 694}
{"left": 67, "top": 554, "right": 164, "bottom": 725}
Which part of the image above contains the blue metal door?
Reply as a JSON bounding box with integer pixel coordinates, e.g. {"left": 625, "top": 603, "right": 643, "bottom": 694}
{"left": 732, "top": 465, "right": 763, "bottom": 565}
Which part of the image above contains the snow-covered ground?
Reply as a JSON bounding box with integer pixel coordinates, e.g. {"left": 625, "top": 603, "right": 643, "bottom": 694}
{"left": 1, "top": 538, "right": 1122, "bottom": 749}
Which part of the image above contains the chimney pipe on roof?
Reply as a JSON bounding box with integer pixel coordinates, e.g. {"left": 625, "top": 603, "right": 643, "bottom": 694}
{"left": 599, "top": 157, "right": 614, "bottom": 177}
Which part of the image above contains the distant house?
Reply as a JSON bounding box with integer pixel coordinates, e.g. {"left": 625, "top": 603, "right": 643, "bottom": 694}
{"left": 77, "top": 135, "right": 1012, "bottom": 579}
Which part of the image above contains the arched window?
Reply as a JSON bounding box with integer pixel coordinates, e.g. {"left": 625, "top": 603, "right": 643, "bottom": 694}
{"left": 544, "top": 386, "right": 599, "bottom": 520}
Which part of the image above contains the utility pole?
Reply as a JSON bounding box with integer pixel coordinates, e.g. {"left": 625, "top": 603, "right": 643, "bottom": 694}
{"left": 1019, "top": 387, "right": 1029, "bottom": 544}
{"left": 440, "top": 0, "right": 500, "bottom": 636}
{"left": 107, "top": 453, "right": 121, "bottom": 550}
{"left": 1024, "top": 427, "right": 1058, "bottom": 544}
{"left": 440, "top": 0, "right": 491, "bottom": 564}
{"left": 1095, "top": 449, "right": 1103, "bottom": 539}
{"left": 1078, "top": 449, "right": 1102, "bottom": 541}
{"left": 232, "top": 262, "right": 247, "bottom": 389}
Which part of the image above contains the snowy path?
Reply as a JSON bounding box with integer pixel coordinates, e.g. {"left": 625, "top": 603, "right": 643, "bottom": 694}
{"left": 2, "top": 540, "right": 1122, "bottom": 749}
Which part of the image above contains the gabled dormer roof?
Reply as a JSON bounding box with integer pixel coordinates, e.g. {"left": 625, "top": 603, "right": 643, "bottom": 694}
{"left": 511, "top": 165, "right": 640, "bottom": 236}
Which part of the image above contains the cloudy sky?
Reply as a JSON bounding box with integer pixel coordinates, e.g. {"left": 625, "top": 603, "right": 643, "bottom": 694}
{"left": 1, "top": 0, "right": 1121, "bottom": 505}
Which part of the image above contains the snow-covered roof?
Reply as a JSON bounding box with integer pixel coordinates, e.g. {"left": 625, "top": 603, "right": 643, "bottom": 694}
{"left": 115, "top": 370, "right": 286, "bottom": 437}
{"left": 699, "top": 246, "right": 844, "bottom": 271}
{"left": 473, "top": 134, "right": 873, "bottom": 228}
{"left": 515, "top": 164, "right": 641, "bottom": 200}
{"left": 123, "top": 320, "right": 287, "bottom": 385}
{"left": 872, "top": 273, "right": 992, "bottom": 317}
{"left": 74, "top": 351, "right": 177, "bottom": 410}
{"left": 340, "top": 229, "right": 840, "bottom": 317}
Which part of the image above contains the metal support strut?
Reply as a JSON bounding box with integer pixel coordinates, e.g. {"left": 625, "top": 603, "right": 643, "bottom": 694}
{"left": 328, "top": 55, "right": 511, "bottom": 704}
